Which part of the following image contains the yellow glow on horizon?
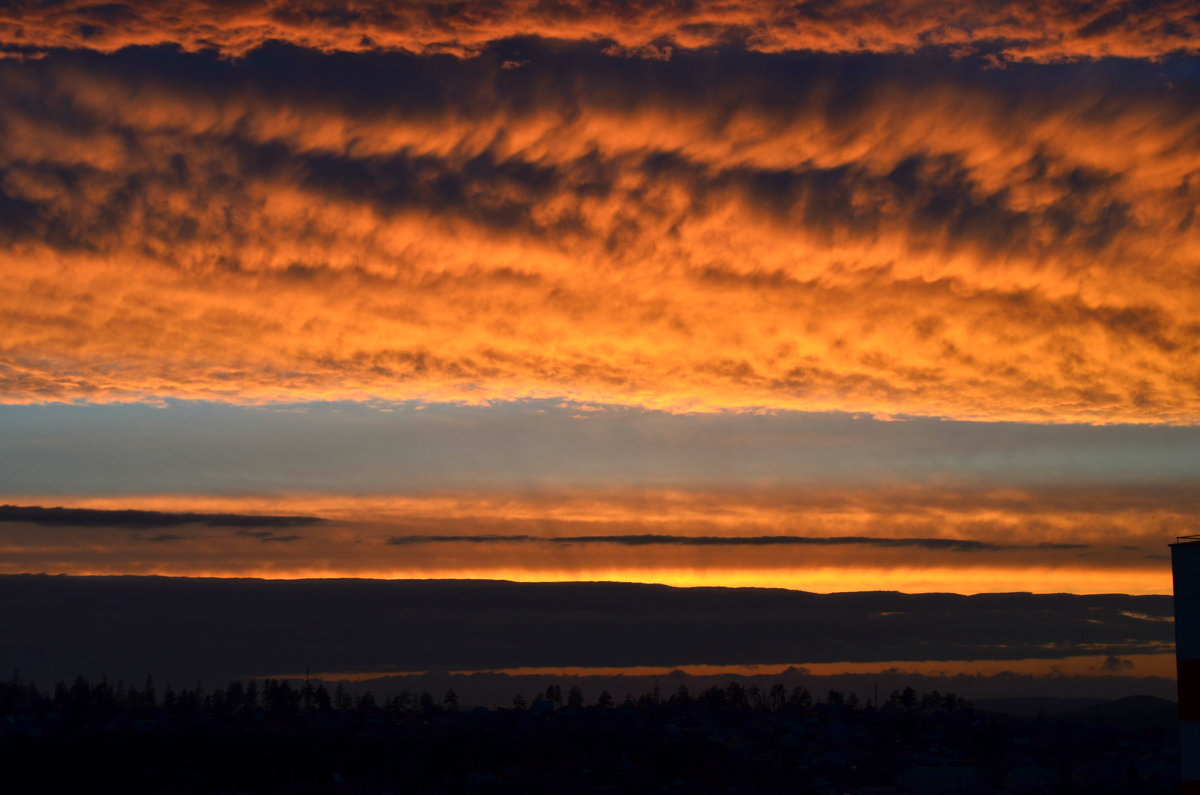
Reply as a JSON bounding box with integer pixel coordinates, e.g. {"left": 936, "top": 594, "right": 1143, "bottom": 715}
{"left": 16, "top": 565, "right": 1169, "bottom": 596}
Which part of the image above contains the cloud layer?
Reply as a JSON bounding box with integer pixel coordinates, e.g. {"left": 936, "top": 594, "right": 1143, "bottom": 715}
{"left": 0, "top": 485, "right": 1182, "bottom": 593}
{"left": 0, "top": 503, "right": 324, "bottom": 528}
{"left": 3, "top": 1, "right": 1199, "bottom": 62}
{"left": 1, "top": 44, "right": 1198, "bottom": 420}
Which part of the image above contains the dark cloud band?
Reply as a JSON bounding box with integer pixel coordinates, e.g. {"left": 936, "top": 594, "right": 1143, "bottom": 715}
{"left": 0, "top": 504, "right": 325, "bottom": 529}
{"left": 385, "top": 533, "right": 1087, "bottom": 552}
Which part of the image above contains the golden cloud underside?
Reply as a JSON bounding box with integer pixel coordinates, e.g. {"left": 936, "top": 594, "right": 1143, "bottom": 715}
{"left": 2, "top": 0, "right": 1199, "bottom": 61}
{"left": 1, "top": 54, "right": 1198, "bottom": 420}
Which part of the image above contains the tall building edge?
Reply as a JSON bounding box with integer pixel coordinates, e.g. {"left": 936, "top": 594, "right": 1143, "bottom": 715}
{"left": 1172, "top": 537, "right": 1200, "bottom": 794}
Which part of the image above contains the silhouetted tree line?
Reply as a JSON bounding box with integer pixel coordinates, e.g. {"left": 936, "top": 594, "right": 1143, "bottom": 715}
{"left": 1, "top": 669, "right": 970, "bottom": 726}
{"left": 514, "top": 680, "right": 969, "bottom": 717}
{"left": 0, "top": 670, "right": 1177, "bottom": 794}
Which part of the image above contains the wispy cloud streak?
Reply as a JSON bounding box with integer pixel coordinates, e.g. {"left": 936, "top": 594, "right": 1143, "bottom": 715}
{"left": 0, "top": 504, "right": 325, "bottom": 529}
{"left": 385, "top": 533, "right": 1086, "bottom": 552}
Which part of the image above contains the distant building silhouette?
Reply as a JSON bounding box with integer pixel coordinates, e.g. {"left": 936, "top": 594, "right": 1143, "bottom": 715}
{"left": 1172, "top": 535, "right": 1200, "bottom": 794}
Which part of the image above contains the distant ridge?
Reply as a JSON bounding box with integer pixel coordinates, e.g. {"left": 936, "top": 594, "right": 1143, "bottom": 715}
{"left": 0, "top": 575, "right": 1177, "bottom": 691}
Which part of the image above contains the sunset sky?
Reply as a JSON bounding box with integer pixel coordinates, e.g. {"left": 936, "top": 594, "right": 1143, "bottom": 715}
{"left": 2, "top": 0, "right": 1199, "bottom": 607}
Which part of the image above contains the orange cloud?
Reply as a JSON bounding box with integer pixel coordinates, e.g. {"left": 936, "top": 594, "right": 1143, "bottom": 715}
{"left": 0, "top": 484, "right": 1181, "bottom": 593}
{"left": 2, "top": 48, "right": 1198, "bottom": 420}
{"left": 1, "top": 0, "right": 1198, "bottom": 62}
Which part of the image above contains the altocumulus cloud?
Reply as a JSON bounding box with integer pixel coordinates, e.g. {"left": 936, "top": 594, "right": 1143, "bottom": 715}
{"left": 0, "top": 43, "right": 1197, "bottom": 420}
{"left": 1, "top": 0, "right": 1197, "bottom": 61}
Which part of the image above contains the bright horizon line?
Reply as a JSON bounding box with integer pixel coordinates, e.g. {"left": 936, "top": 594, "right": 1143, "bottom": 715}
{"left": 2, "top": 569, "right": 1172, "bottom": 598}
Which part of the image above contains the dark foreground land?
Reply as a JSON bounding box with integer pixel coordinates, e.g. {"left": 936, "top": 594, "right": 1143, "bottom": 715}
{"left": 0, "top": 677, "right": 1181, "bottom": 794}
